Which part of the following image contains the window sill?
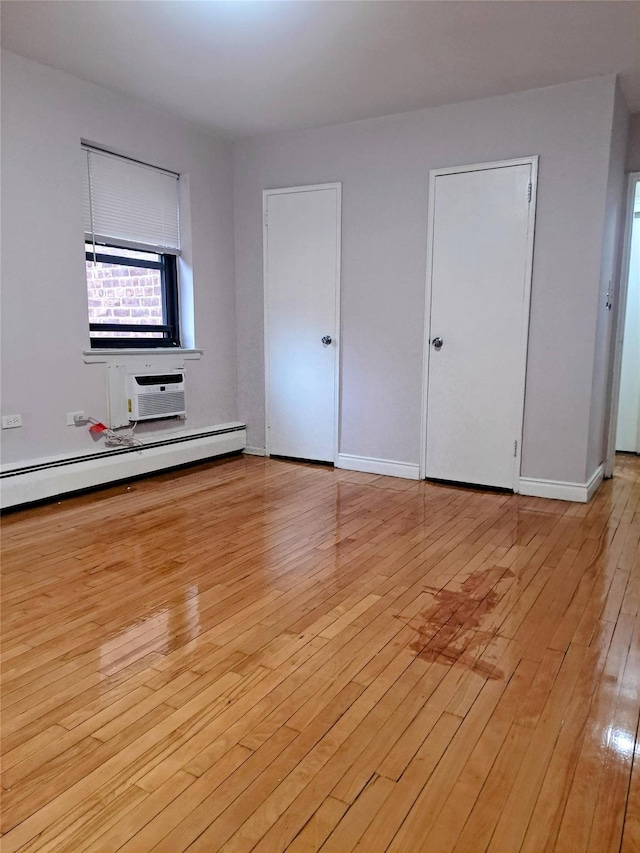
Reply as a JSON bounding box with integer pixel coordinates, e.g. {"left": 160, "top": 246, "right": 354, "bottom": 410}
{"left": 83, "top": 348, "right": 202, "bottom": 363}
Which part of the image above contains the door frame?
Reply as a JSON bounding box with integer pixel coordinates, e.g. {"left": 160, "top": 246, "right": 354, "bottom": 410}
{"left": 262, "top": 182, "right": 342, "bottom": 462}
{"left": 605, "top": 171, "right": 640, "bottom": 475}
{"left": 419, "top": 156, "right": 539, "bottom": 487}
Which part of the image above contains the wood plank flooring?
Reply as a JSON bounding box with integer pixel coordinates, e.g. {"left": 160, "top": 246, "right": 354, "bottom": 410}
{"left": 1, "top": 452, "right": 639, "bottom": 853}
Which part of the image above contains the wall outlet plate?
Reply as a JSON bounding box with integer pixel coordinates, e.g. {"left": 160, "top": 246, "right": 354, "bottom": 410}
{"left": 67, "top": 411, "right": 85, "bottom": 426}
{"left": 2, "top": 414, "right": 22, "bottom": 429}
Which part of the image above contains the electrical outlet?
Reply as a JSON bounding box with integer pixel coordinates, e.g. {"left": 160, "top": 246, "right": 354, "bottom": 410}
{"left": 67, "top": 411, "right": 86, "bottom": 426}
{"left": 2, "top": 414, "right": 22, "bottom": 429}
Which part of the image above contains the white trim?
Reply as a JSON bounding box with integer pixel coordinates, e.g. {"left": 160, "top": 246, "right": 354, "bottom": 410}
{"left": 334, "top": 185, "right": 343, "bottom": 462}
{"left": 518, "top": 463, "right": 604, "bottom": 503}
{"left": 605, "top": 172, "right": 640, "bottom": 477}
{"left": 263, "top": 192, "right": 270, "bottom": 456}
{"left": 262, "top": 182, "right": 342, "bottom": 464}
{"left": 84, "top": 349, "right": 202, "bottom": 363}
{"left": 336, "top": 454, "right": 420, "bottom": 480}
{"left": 243, "top": 446, "right": 267, "bottom": 457}
{"left": 1, "top": 424, "right": 246, "bottom": 509}
{"left": 587, "top": 463, "right": 606, "bottom": 501}
{"left": 419, "top": 156, "right": 539, "bottom": 488}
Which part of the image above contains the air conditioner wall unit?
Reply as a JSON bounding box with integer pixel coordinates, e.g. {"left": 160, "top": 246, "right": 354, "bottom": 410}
{"left": 127, "top": 372, "right": 186, "bottom": 421}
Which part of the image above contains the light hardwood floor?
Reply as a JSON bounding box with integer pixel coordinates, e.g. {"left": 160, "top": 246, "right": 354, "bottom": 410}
{"left": 1, "top": 453, "right": 639, "bottom": 853}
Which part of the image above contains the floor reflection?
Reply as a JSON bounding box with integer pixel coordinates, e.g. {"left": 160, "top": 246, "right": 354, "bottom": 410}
{"left": 99, "top": 584, "right": 200, "bottom": 675}
{"left": 605, "top": 724, "right": 636, "bottom": 759}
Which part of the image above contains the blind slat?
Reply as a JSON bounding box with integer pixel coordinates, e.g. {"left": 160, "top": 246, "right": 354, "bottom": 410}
{"left": 82, "top": 148, "right": 180, "bottom": 252}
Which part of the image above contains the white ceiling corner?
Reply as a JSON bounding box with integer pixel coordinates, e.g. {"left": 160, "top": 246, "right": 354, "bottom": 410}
{"left": 1, "top": 0, "right": 639, "bottom": 139}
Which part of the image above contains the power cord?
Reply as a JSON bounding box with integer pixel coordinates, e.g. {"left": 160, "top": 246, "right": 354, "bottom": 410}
{"left": 87, "top": 417, "right": 144, "bottom": 449}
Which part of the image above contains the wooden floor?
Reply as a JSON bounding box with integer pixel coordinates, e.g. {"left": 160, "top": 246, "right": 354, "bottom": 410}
{"left": 1, "top": 453, "right": 639, "bottom": 853}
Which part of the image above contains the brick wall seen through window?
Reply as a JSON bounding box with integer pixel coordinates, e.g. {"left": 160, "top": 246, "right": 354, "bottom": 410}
{"left": 86, "top": 261, "right": 164, "bottom": 339}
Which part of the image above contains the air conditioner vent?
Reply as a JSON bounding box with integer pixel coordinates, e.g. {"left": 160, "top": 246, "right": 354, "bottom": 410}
{"left": 134, "top": 373, "right": 183, "bottom": 386}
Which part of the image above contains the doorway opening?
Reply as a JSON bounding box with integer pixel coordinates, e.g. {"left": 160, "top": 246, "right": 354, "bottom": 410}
{"left": 609, "top": 173, "right": 640, "bottom": 470}
{"left": 616, "top": 179, "right": 640, "bottom": 454}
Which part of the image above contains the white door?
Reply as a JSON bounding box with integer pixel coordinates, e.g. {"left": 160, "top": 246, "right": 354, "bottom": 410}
{"left": 423, "top": 159, "right": 537, "bottom": 489}
{"left": 264, "top": 184, "right": 341, "bottom": 462}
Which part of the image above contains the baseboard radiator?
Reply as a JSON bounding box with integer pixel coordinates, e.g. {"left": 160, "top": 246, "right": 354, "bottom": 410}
{"left": 0, "top": 423, "right": 246, "bottom": 510}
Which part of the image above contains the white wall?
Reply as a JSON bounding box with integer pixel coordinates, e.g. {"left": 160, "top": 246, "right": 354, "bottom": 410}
{"left": 2, "top": 53, "right": 628, "bottom": 491}
{"left": 1, "top": 51, "right": 238, "bottom": 466}
{"left": 233, "top": 77, "right": 619, "bottom": 485}
{"left": 587, "top": 82, "right": 630, "bottom": 478}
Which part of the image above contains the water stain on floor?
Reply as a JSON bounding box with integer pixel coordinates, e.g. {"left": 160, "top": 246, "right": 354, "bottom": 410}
{"left": 399, "top": 565, "right": 515, "bottom": 679}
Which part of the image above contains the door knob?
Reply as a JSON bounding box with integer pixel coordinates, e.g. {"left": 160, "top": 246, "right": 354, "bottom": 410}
{"left": 432, "top": 336, "right": 443, "bottom": 350}
{"left": 321, "top": 335, "right": 332, "bottom": 345}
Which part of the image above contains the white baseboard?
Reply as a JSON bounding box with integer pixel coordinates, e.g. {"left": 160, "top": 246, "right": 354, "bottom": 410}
{"left": 518, "top": 463, "right": 604, "bottom": 503}
{"left": 336, "top": 453, "right": 420, "bottom": 480}
{"left": 586, "top": 463, "right": 605, "bottom": 501}
{"left": 1, "top": 423, "right": 246, "bottom": 509}
{"left": 243, "top": 446, "right": 267, "bottom": 457}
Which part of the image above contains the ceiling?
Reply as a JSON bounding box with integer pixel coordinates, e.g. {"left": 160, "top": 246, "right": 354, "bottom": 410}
{"left": 2, "top": 1, "right": 639, "bottom": 140}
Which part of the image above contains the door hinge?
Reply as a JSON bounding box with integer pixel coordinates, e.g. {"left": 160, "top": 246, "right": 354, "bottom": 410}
{"left": 264, "top": 210, "right": 268, "bottom": 227}
{"left": 527, "top": 182, "right": 532, "bottom": 203}
{"left": 514, "top": 439, "right": 518, "bottom": 457}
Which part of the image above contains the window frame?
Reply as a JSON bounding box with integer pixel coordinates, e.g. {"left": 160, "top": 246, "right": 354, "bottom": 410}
{"left": 86, "top": 243, "right": 181, "bottom": 349}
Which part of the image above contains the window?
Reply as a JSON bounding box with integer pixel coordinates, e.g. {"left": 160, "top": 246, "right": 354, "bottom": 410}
{"left": 82, "top": 145, "right": 181, "bottom": 348}
{"left": 85, "top": 244, "right": 179, "bottom": 346}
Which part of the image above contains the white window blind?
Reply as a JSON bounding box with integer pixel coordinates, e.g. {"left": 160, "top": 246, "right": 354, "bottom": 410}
{"left": 82, "top": 146, "right": 180, "bottom": 254}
